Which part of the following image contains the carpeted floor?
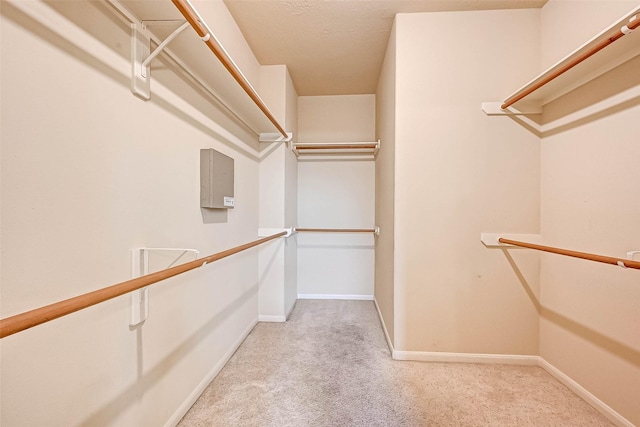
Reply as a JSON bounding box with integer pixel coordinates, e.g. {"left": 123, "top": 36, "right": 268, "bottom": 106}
{"left": 178, "top": 300, "right": 612, "bottom": 426}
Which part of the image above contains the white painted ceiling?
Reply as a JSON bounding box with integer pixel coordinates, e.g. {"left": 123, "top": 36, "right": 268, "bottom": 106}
{"left": 224, "top": 0, "right": 547, "bottom": 96}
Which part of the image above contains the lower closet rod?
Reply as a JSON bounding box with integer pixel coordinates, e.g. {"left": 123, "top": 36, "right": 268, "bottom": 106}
{"left": 296, "top": 228, "right": 377, "bottom": 233}
{"left": 0, "top": 232, "right": 287, "bottom": 339}
{"left": 498, "top": 238, "right": 640, "bottom": 270}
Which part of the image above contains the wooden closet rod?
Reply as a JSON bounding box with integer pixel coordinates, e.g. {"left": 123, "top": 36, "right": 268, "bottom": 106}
{"left": 0, "top": 232, "right": 286, "bottom": 339}
{"left": 498, "top": 238, "right": 640, "bottom": 270}
{"left": 171, "top": 0, "right": 288, "bottom": 138}
{"left": 295, "top": 144, "right": 379, "bottom": 150}
{"left": 501, "top": 13, "right": 640, "bottom": 109}
{"left": 296, "top": 228, "right": 376, "bottom": 233}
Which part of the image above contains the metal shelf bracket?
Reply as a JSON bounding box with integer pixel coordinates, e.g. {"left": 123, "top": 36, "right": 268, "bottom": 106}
{"left": 130, "top": 247, "right": 199, "bottom": 326}
{"left": 131, "top": 21, "right": 189, "bottom": 100}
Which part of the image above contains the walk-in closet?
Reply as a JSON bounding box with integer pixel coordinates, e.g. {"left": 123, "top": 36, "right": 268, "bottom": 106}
{"left": 1, "top": 0, "right": 638, "bottom": 426}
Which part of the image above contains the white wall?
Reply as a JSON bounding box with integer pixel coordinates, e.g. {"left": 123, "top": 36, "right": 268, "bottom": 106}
{"left": 284, "top": 69, "right": 299, "bottom": 317}
{"left": 540, "top": 1, "right": 639, "bottom": 70}
{"left": 539, "top": 1, "right": 640, "bottom": 424}
{"left": 258, "top": 144, "right": 287, "bottom": 321}
{"left": 297, "top": 161, "right": 375, "bottom": 298}
{"left": 375, "top": 3, "right": 639, "bottom": 424}
{"left": 390, "top": 9, "right": 541, "bottom": 354}
{"left": 375, "top": 20, "right": 397, "bottom": 345}
{"left": 297, "top": 95, "right": 376, "bottom": 299}
{"left": 0, "top": 2, "right": 276, "bottom": 425}
{"left": 297, "top": 95, "right": 376, "bottom": 143}
{"left": 258, "top": 65, "right": 298, "bottom": 321}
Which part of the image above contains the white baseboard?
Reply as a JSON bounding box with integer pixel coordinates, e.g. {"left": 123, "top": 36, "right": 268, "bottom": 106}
{"left": 369, "top": 297, "right": 633, "bottom": 426}
{"left": 297, "top": 294, "right": 374, "bottom": 300}
{"left": 371, "top": 297, "right": 537, "bottom": 366}
{"left": 258, "top": 315, "right": 287, "bottom": 322}
{"left": 385, "top": 348, "right": 631, "bottom": 425}
{"left": 538, "top": 358, "right": 634, "bottom": 427}
{"left": 165, "top": 319, "right": 258, "bottom": 427}
{"left": 373, "top": 298, "right": 394, "bottom": 356}
{"left": 285, "top": 299, "right": 296, "bottom": 320}
{"left": 392, "top": 350, "right": 539, "bottom": 365}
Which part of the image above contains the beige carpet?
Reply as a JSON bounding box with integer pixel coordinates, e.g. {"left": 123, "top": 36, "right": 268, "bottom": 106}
{"left": 178, "top": 300, "right": 612, "bottom": 426}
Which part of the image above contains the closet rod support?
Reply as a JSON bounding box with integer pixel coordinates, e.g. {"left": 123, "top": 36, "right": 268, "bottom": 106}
{"left": 258, "top": 228, "right": 294, "bottom": 238}
{"left": 627, "top": 251, "right": 640, "bottom": 261}
{"left": 130, "top": 247, "right": 199, "bottom": 327}
{"left": 481, "top": 102, "right": 542, "bottom": 116}
{"left": 259, "top": 132, "right": 293, "bottom": 143}
{"left": 621, "top": 15, "right": 637, "bottom": 35}
{"left": 131, "top": 21, "right": 189, "bottom": 100}
{"left": 140, "top": 21, "right": 190, "bottom": 73}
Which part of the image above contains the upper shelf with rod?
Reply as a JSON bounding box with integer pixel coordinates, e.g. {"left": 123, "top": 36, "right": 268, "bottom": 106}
{"left": 110, "top": 0, "right": 289, "bottom": 142}
{"left": 483, "top": 5, "right": 640, "bottom": 115}
{"left": 292, "top": 141, "right": 380, "bottom": 160}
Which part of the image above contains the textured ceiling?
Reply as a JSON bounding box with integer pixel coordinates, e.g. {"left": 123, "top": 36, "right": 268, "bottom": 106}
{"left": 224, "top": 0, "right": 548, "bottom": 96}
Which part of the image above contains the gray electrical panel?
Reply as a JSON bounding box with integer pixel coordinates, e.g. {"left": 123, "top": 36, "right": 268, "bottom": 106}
{"left": 200, "top": 149, "right": 234, "bottom": 209}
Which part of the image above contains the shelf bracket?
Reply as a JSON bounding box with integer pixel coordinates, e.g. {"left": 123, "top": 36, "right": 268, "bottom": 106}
{"left": 481, "top": 102, "right": 542, "bottom": 116}
{"left": 373, "top": 139, "right": 381, "bottom": 157}
{"left": 258, "top": 228, "right": 294, "bottom": 238}
{"left": 259, "top": 132, "right": 293, "bottom": 143}
{"left": 130, "top": 247, "right": 199, "bottom": 327}
{"left": 131, "top": 21, "right": 190, "bottom": 100}
{"left": 627, "top": 251, "right": 640, "bottom": 261}
{"left": 481, "top": 233, "right": 541, "bottom": 248}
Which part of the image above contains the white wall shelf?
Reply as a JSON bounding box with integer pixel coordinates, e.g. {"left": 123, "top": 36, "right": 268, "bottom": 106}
{"left": 483, "top": 5, "right": 640, "bottom": 115}
{"left": 108, "top": 0, "right": 288, "bottom": 139}
{"left": 292, "top": 140, "right": 380, "bottom": 161}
